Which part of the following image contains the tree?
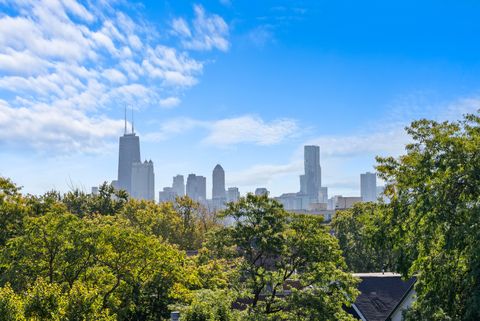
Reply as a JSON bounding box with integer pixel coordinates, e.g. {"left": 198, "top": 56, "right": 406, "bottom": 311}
{"left": 174, "top": 196, "right": 218, "bottom": 250}
{"left": 0, "top": 177, "right": 27, "bottom": 247}
{"left": 211, "top": 194, "right": 358, "bottom": 321}
{"left": 23, "top": 277, "right": 65, "bottom": 321}
{"left": 91, "top": 216, "right": 186, "bottom": 320}
{"left": 1, "top": 211, "right": 95, "bottom": 290}
{"left": 332, "top": 202, "right": 397, "bottom": 272}
{"left": 376, "top": 113, "right": 480, "bottom": 320}
{"left": 0, "top": 283, "right": 25, "bottom": 321}
{"left": 119, "top": 199, "right": 181, "bottom": 243}
{"left": 62, "top": 183, "right": 128, "bottom": 217}
{"left": 179, "top": 290, "right": 242, "bottom": 321}
{"left": 62, "top": 282, "right": 116, "bottom": 321}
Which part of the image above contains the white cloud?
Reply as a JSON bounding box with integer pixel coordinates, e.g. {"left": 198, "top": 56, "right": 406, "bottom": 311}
{"left": 102, "top": 68, "right": 127, "bottom": 84}
{"left": 204, "top": 116, "right": 298, "bottom": 146}
{"left": 0, "top": 0, "right": 228, "bottom": 153}
{"left": 172, "top": 18, "right": 192, "bottom": 38}
{"left": 144, "top": 115, "right": 298, "bottom": 146}
{"left": 308, "top": 127, "right": 410, "bottom": 159}
{"left": 172, "top": 4, "right": 229, "bottom": 52}
{"left": 0, "top": 49, "right": 52, "bottom": 75}
{"left": 159, "top": 97, "right": 181, "bottom": 108}
{"left": 228, "top": 162, "right": 302, "bottom": 186}
{"left": 0, "top": 100, "right": 122, "bottom": 153}
{"left": 234, "top": 96, "right": 480, "bottom": 197}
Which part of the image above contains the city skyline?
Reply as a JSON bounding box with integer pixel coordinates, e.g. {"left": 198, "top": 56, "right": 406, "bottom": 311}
{"left": 1, "top": 1, "right": 480, "bottom": 198}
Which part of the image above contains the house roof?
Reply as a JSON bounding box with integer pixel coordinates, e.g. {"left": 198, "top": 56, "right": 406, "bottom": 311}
{"left": 351, "top": 273, "right": 416, "bottom": 321}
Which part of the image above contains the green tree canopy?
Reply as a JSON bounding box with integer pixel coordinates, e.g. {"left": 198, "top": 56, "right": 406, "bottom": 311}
{"left": 332, "top": 202, "right": 397, "bottom": 272}
{"left": 376, "top": 112, "right": 480, "bottom": 320}
{"left": 210, "top": 194, "right": 358, "bottom": 321}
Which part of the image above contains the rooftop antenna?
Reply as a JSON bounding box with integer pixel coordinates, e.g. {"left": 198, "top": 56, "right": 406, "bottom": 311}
{"left": 124, "top": 105, "right": 127, "bottom": 135}
{"left": 131, "top": 106, "right": 134, "bottom": 134}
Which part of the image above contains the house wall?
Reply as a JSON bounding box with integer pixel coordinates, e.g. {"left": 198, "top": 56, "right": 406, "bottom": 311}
{"left": 389, "top": 289, "right": 416, "bottom": 321}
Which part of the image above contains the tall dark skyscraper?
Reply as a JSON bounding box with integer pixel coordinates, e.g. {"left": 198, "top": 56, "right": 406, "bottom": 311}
{"left": 117, "top": 109, "right": 140, "bottom": 194}
{"left": 304, "top": 145, "right": 321, "bottom": 201}
{"left": 212, "top": 164, "right": 226, "bottom": 201}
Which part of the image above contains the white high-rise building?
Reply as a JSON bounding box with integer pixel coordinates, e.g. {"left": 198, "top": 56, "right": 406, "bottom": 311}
{"left": 361, "top": 172, "right": 377, "bottom": 202}
{"left": 131, "top": 160, "right": 155, "bottom": 201}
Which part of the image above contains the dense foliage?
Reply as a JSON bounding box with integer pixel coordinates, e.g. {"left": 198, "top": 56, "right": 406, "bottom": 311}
{"left": 332, "top": 112, "right": 480, "bottom": 320}
{"left": 0, "top": 179, "right": 356, "bottom": 320}
{"left": 4, "top": 112, "right": 477, "bottom": 320}
{"left": 376, "top": 113, "right": 480, "bottom": 320}
{"left": 209, "top": 194, "right": 359, "bottom": 321}
{"left": 332, "top": 202, "right": 397, "bottom": 273}
{"left": 0, "top": 180, "right": 225, "bottom": 320}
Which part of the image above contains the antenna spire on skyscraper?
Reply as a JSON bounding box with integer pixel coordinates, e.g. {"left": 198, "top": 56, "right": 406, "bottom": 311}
{"left": 124, "top": 105, "right": 127, "bottom": 135}
{"left": 131, "top": 106, "right": 134, "bottom": 134}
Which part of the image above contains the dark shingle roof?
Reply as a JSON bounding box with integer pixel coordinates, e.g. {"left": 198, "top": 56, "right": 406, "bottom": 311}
{"left": 352, "top": 273, "right": 416, "bottom": 321}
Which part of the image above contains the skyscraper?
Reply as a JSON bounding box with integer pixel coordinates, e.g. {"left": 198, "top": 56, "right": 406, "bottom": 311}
{"left": 304, "top": 145, "right": 321, "bottom": 201}
{"left": 319, "top": 186, "right": 328, "bottom": 203}
{"left": 227, "top": 187, "right": 240, "bottom": 203}
{"left": 255, "top": 187, "right": 269, "bottom": 196}
{"left": 172, "top": 175, "right": 185, "bottom": 197}
{"left": 212, "top": 164, "right": 226, "bottom": 201}
{"left": 186, "top": 174, "right": 206, "bottom": 202}
{"left": 159, "top": 187, "right": 176, "bottom": 203}
{"left": 131, "top": 160, "right": 155, "bottom": 201}
{"left": 361, "top": 172, "right": 377, "bottom": 202}
{"left": 117, "top": 110, "right": 140, "bottom": 194}
{"left": 299, "top": 174, "right": 306, "bottom": 194}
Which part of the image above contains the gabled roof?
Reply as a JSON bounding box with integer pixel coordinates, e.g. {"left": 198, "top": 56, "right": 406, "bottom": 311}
{"left": 352, "top": 273, "right": 416, "bottom": 321}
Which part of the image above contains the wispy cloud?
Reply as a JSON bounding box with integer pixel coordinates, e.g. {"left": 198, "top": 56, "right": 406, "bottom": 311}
{"left": 247, "top": 25, "right": 275, "bottom": 48}
{"left": 0, "top": 99, "right": 122, "bottom": 153}
{"left": 172, "top": 4, "right": 230, "bottom": 52}
{"left": 144, "top": 115, "right": 299, "bottom": 146}
{"left": 0, "top": 0, "right": 228, "bottom": 153}
{"left": 228, "top": 96, "right": 480, "bottom": 196}
{"left": 228, "top": 162, "right": 303, "bottom": 186}
{"left": 204, "top": 116, "right": 298, "bottom": 146}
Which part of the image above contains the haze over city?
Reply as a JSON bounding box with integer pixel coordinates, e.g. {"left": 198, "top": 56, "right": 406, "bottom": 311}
{"left": 1, "top": 0, "right": 479, "bottom": 198}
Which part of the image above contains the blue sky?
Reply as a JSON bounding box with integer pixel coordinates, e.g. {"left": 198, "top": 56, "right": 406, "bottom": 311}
{"left": 1, "top": 0, "right": 480, "bottom": 198}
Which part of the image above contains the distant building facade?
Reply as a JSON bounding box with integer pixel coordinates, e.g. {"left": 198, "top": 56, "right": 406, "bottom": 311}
{"left": 329, "top": 195, "right": 362, "bottom": 210}
{"left": 131, "top": 160, "right": 155, "bottom": 201}
{"left": 117, "top": 132, "right": 140, "bottom": 194}
{"left": 212, "top": 164, "right": 226, "bottom": 201}
{"left": 172, "top": 175, "right": 185, "bottom": 197}
{"left": 255, "top": 188, "right": 269, "bottom": 196}
{"left": 304, "top": 145, "right": 322, "bottom": 202}
{"left": 319, "top": 186, "right": 328, "bottom": 203}
{"left": 361, "top": 172, "right": 377, "bottom": 202}
{"left": 186, "top": 174, "right": 206, "bottom": 203}
{"left": 159, "top": 187, "right": 176, "bottom": 203}
{"left": 227, "top": 187, "right": 240, "bottom": 203}
{"left": 276, "top": 193, "right": 305, "bottom": 210}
